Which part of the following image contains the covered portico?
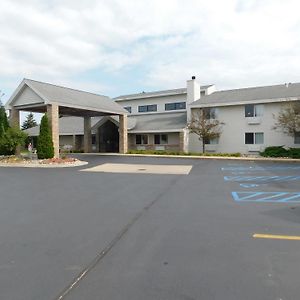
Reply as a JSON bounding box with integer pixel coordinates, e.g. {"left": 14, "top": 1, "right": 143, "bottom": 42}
{"left": 5, "top": 79, "right": 128, "bottom": 157}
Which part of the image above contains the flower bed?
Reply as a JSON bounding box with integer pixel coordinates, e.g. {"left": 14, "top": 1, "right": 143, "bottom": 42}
{"left": 40, "top": 157, "right": 77, "bottom": 164}
{"left": 0, "top": 155, "right": 83, "bottom": 166}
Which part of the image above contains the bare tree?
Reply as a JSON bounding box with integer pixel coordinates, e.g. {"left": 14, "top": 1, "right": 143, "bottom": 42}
{"left": 273, "top": 101, "right": 300, "bottom": 137}
{"left": 187, "top": 108, "right": 224, "bottom": 153}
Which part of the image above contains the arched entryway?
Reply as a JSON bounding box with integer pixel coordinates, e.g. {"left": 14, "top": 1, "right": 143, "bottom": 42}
{"left": 98, "top": 120, "right": 119, "bottom": 152}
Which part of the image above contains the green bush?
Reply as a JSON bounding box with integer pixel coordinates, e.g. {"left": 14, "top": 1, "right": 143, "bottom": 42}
{"left": 127, "top": 149, "right": 241, "bottom": 157}
{"left": 0, "top": 127, "right": 27, "bottom": 155}
{"left": 260, "top": 146, "right": 300, "bottom": 158}
{"left": 288, "top": 148, "right": 300, "bottom": 159}
{"left": 260, "top": 146, "right": 289, "bottom": 157}
{"left": 37, "top": 115, "right": 54, "bottom": 159}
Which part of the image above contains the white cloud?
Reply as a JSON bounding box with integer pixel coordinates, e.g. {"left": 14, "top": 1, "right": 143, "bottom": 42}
{"left": 0, "top": 0, "right": 300, "bottom": 95}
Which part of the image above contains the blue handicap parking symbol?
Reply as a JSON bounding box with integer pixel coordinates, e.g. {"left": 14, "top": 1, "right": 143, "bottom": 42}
{"left": 232, "top": 191, "right": 300, "bottom": 203}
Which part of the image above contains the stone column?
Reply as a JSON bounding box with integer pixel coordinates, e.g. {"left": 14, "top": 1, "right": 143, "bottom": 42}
{"left": 72, "top": 135, "right": 76, "bottom": 151}
{"left": 84, "top": 116, "right": 92, "bottom": 153}
{"left": 47, "top": 104, "right": 59, "bottom": 158}
{"left": 10, "top": 108, "right": 20, "bottom": 128}
{"left": 10, "top": 108, "right": 21, "bottom": 155}
{"left": 119, "top": 114, "right": 128, "bottom": 154}
{"left": 95, "top": 129, "right": 100, "bottom": 152}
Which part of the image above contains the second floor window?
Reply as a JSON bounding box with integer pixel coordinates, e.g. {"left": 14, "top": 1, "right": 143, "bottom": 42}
{"left": 165, "top": 102, "right": 186, "bottom": 111}
{"left": 203, "top": 107, "right": 217, "bottom": 119}
{"left": 245, "top": 104, "right": 264, "bottom": 117}
{"left": 138, "top": 104, "right": 157, "bottom": 113}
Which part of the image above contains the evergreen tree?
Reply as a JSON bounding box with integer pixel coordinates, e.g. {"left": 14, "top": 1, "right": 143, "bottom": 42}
{"left": 37, "top": 114, "right": 54, "bottom": 159}
{"left": 0, "top": 92, "right": 27, "bottom": 155}
{"left": 22, "top": 112, "right": 37, "bottom": 130}
{"left": 0, "top": 100, "right": 9, "bottom": 137}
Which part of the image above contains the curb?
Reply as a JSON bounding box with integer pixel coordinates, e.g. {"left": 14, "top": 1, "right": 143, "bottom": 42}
{"left": 0, "top": 160, "right": 88, "bottom": 168}
{"left": 75, "top": 153, "right": 300, "bottom": 163}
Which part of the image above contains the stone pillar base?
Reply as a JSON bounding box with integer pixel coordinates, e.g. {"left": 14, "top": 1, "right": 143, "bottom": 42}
{"left": 47, "top": 104, "right": 59, "bottom": 158}
{"left": 119, "top": 114, "right": 128, "bottom": 154}
{"left": 84, "top": 116, "right": 92, "bottom": 153}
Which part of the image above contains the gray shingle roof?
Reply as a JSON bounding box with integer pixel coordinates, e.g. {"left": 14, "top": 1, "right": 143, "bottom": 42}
{"left": 9, "top": 79, "right": 127, "bottom": 115}
{"left": 114, "top": 86, "right": 212, "bottom": 101}
{"left": 128, "top": 112, "right": 187, "bottom": 132}
{"left": 191, "top": 82, "right": 300, "bottom": 107}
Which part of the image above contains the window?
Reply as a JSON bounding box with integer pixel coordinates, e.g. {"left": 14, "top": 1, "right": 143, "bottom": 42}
{"left": 136, "top": 134, "right": 148, "bottom": 145}
{"left": 245, "top": 132, "right": 264, "bottom": 144}
{"left": 165, "top": 102, "right": 186, "bottom": 111}
{"left": 203, "top": 107, "right": 217, "bottom": 119}
{"left": 204, "top": 137, "right": 219, "bottom": 145}
{"left": 295, "top": 132, "right": 300, "bottom": 144}
{"left": 138, "top": 104, "right": 157, "bottom": 113}
{"left": 154, "top": 134, "right": 168, "bottom": 145}
{"left": 245, "top": 104, "right": 264, "bottom": 117}
{"left": 124, "top": 106, "right": 132, "bottom": 113}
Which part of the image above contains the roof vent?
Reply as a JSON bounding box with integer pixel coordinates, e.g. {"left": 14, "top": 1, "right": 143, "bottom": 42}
{"left": 285, "top": 83, "right": 290, "bottom": 88}
{"left": 192, "top": 76, "right": 196, "bottom": 80}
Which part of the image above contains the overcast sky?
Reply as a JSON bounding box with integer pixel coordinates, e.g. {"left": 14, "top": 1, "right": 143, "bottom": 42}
{"left": 1, "top": 0, "right": 300, "bottom": 103}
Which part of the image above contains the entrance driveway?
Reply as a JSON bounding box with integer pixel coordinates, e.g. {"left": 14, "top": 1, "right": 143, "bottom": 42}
{"left": 0, "top": 155, "right": 300, "bottom": 299}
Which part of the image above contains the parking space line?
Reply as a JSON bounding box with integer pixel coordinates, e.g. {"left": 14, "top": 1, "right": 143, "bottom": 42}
{"left": 222, "top": 166, "right": 300, "bottom": 171}
{"left": 225, "top": 176, "right": 300, "bottom": 182}
{"left": 253, "top": 234, "right": 300, "bottom": 240}
{"left": 232, "top": 192, "right": 300, "bottom": 203}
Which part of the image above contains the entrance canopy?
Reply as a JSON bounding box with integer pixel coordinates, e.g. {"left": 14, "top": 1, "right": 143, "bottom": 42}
{"left": 5, "top": 79, "right": 128, "bottom": 157}
{"left": 5, "top": 78, "right": 127, "bottom": 117}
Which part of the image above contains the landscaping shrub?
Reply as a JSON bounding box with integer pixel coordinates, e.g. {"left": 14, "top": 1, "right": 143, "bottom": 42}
{"left": 0, "top": 127, "right": 27, "bottom": 155}
{"left": 127, "top": 150, "right": 241, "bottom": 157}
{"left": 260, "top": 146, "right": 300, "bottom": 158}
{"left": 260, "top": 146, "right": 289, "bottom": 157}
{"left": 288, "top": 148, "right": 300, "bottom": 159}
{"left": 0, "top": 105, "right": 27, "bottom": 155}
{"left": 37, "top": 115, "right": 54, "bottom": 159}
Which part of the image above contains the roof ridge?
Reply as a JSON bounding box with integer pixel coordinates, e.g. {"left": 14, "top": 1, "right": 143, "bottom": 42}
{"left": 216, "top": 82, "right": 300, "bottom": 93}
{"left": 24, "top": 78, "right": 109, "bottom": 99}
{"left": 114, "top": 87, "right": 187, "bottom": 99}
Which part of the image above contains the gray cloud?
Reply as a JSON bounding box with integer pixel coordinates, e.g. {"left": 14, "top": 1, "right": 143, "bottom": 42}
{"left": 0, "top": 0, "right": 300, "bottom": 97}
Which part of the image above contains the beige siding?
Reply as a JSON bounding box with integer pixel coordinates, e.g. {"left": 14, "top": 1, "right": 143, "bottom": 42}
{"left": 189, "top": 102, "right": 300, "bottom": 154}
{"left": 117, "top": 94, "right": 186, "bottom": 115}
{"left": 13, "top": 86, "right": 43, "bottom": 107}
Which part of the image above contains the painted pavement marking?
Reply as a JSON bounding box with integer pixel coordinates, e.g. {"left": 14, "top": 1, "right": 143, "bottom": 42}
{"left": 232, "top": 191, "right": 300, "bottom": 203}
{"left": 224, "top": 175, "right": 300, "bottom": 182}
{"left": 81, "top": 163, "right": 193, "bottom": 175}
{"left": 253, "top": 234, "right": 300, "bottom": 241}
{"left": 239, "top": 183, "right": 259, "bottom": 188}
{"left": 222, "top": 166, "right": 300, "bottom": 171}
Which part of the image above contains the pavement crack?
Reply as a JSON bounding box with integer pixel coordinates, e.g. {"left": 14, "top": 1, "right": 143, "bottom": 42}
{"left": 54, "top": 175, "right": 181, "bottom": 300}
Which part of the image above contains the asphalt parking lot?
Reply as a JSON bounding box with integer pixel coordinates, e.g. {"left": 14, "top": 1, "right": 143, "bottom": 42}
{"left": 1, "top": 155, "right": 300, "bottom": 300}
